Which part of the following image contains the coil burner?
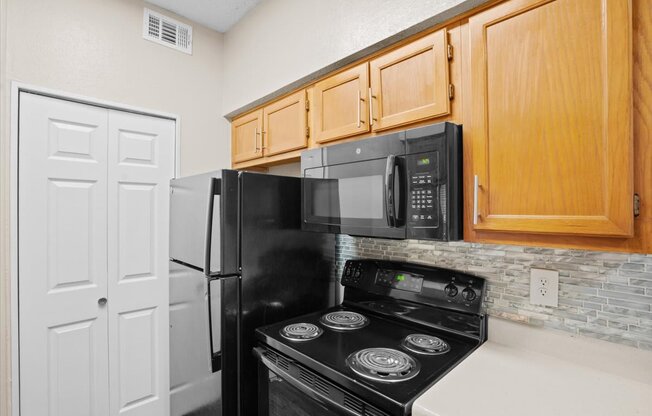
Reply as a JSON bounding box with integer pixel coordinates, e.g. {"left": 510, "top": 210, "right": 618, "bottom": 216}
{"left": 402, "top": 334, "right": 450, "bottom": 355}
{"left": 320, "top": 311, "right": 369, "bottom": 331}
{"left": 346, "top": 348, "right": 420, "bottom": 383}
{"left": 279, "top": 323, "right": 323, "bottom": 341}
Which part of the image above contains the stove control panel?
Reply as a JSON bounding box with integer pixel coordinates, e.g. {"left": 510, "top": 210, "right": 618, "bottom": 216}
{"left": 375, "top": 270, "right": 424, "bottom": 293}
{"left": 441, "top": 278, "right": 481, "bottom": 307}
{"left": 342, "top": 262, "right": 365, "bottom": 285}
{"left": 444, "top": 283, "right": 458, "bottom": 297}
{"left": 462, "top": 287, "right": 477, "bottom": 301}
{"left": 341, "top": 259, "right": 486, "bottom": 315}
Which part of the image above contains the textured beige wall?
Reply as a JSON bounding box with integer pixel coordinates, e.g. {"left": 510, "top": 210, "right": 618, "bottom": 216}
{"left": 6, "top": 0, "right": 229, "bottom": 175}
{"left": 222, "top": 0, "right": 467, "bottom": 114}
{"left": 0, "top": 1, "right": 228, "bottom": 414}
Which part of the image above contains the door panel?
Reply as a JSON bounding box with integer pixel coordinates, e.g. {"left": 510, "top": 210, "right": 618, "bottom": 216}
{"left": 468, "top": 0, "right": 632, "bottom": 236}
{"left": 232, "top": 110, "right": 263, "bottom": 163}
{"left": 370, "top": 29, "right": 450, "bottom": 131}
{"left": 108, "top": 110, "right": 174, "bottom": 416}
{"left": 47, "top": 319, "right": 97, "bottom": 416}
{"left": 117, "top": 308, "right": 158, "bottom": 410}
{"left": 48, "top": 119, "right": 98, "bottom": 161}
{"left": 19, "top": 93, "right": 110, "bottom": 416}
{"left": 47, "top": 179, "right": 98, "bottom": 291}
{"left": 118, "top": 130, "right": 158, "bottom": 166}
{"left": 118, "top": 183, "right": 156, "bottom": 281}
{"left": 313, "top": 63, "right": 370, "bottom": 143}
{"left": 263, "top": 90, "right": 308, "bottom": 156}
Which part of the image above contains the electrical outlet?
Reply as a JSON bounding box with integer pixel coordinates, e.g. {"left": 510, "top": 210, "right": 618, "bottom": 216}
{"left": 530, "top": 268, "right": 559, "bottom": 307}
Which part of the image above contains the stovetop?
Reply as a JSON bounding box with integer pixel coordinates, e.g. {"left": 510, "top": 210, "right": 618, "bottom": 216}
{"left": 255, "top": 259, "right": 487, "bottom": 415}
{"left": 256, "top": 304, "right": 480, "bottom": 414}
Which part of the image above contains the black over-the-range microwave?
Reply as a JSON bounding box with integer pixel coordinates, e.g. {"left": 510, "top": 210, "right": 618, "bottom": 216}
{"left": 301, "top": 122, "right": 462, "bottom": 241}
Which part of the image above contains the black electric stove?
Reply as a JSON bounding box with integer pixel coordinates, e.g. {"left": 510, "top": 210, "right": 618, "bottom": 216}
{"left": 254, "top": 260, "right": 487, "bottom": 416}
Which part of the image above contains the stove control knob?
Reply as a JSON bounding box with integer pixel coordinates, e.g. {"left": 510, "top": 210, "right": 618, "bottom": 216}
{"left": 462, "top": 287, "right": 477, "bottom": 302}
{"left": 444, "top": 283, "right": 458, "bottom": 297}
{"left": 354, "top": 269, "right": 361, "bottom": 278}
{"left": 345, "top": 267, "right": 352, "bottom": 277}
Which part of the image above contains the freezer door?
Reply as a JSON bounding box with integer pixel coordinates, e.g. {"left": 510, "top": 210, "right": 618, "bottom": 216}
{"left": 170, "top": 171, "right": 221, "bottom": 274}
{"left": 169, "top": 261, "right": 221, "bottom": 415}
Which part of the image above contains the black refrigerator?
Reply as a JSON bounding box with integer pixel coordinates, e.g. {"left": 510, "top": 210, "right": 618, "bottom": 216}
{"left": 169, "top": 170, "right": 336, "bottom": 416}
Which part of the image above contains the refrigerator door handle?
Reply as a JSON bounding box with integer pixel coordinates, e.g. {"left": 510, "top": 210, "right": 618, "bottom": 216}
{"left": 204, "top": 178, "right": 221, "bottom": 274}
{"left": 207, "top": 275, "right": 221, "bottom": 373}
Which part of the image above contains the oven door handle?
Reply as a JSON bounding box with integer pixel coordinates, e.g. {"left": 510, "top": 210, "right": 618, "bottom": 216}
{"left": 384, "top": 154, "right": 397, "bottom": 227}
{"left": 254, "top": 347, "right": 361, "bottom": 416}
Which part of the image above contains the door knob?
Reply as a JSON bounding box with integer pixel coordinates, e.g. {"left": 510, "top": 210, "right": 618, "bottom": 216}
{"left": 98, "top": 297, "right": 108, "bottom": 306}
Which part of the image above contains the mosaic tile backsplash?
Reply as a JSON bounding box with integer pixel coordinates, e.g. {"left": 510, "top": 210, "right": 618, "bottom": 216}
{"left": 335, "top": 235, "right": 652, "bottom": 350}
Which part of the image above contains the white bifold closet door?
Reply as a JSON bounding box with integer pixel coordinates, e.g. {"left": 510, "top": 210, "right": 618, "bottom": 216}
{"left": 18, "top": 93, "right": 174, "bottom": 416}
{"left": 19, "top": 93, "right": 111, "bottom": 416}
{"left": 106, "top": 110, "right": 173, "bottom": 416}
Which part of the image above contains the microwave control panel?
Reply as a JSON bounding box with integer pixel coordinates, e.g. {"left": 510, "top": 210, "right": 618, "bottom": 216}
{"left": 406, "top": 152, "right": 439, "bottom": 229}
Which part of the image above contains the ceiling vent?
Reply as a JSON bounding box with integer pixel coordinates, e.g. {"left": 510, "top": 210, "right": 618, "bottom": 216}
{"left": 143, "top": 8, "right": 193, "bottom": 55}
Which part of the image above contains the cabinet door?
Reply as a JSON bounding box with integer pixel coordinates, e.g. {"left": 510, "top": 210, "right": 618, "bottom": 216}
{"left": 469, "top": 0, "right": 632, "bottom": 237}
{"left": 370, "top": 29, "right": 450, "bottom": 131}
{"left": 232, "top": 110, "right": 263, "bottom": 163}
{"left": 313, "top": 63, "right": 370, "bottom": 143}
{"left": 263, "top": 90, "right": 308, "bottom": 156}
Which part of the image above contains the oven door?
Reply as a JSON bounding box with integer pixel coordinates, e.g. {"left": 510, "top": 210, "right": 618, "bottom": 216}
{"left": 255, "top": 347, "right": 387, "bottom": 416}
{"left": 303, "top": 155, "right": 406, "bottom": 239}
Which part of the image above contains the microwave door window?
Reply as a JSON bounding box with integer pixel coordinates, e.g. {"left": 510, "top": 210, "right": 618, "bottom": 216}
{"left": 305, "top": 158, "right": 391, "bottom": 228}
{"left": 310, "top": 178, "right": 340, "bottom": 220}
{"left": 309, "top": 176, "right": 385, "bottom": 219}
{"left": 337, "top": 175, "right": 384, "bottom": 219}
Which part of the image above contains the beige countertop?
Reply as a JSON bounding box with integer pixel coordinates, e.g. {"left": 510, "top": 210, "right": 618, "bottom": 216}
{"left": 413, "top": 318, "right": 652, "bottom": 416}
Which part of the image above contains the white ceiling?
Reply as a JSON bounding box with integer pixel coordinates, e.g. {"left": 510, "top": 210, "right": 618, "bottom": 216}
{"left": 146, "top": 0, "right": 263, "bottom": 33}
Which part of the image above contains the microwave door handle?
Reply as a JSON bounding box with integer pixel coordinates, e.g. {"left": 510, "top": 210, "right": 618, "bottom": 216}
{"left": 254, "top": 348, "right": 360, "bottom": 416}
{"left": 395, "top": 158, "right": 405, "bottom": 225}
{"left": 204, "top": 178, "right": 221, "bottom": 274}
{"left": 207, "top": 276, "right": 221, "bottom": 373}
{"left": 384, "top": 155, "right": 397, "bottom": 227}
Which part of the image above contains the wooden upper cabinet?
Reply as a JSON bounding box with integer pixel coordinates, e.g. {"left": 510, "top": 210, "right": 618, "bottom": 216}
{"left": 468, "top": 0, "right": 633, "bottom": 237}
{"left": 313, "top": 63, "right": 370, "bottom": 143}
{"left": 232, "top": 110, "right": 263, "bottom": 163}
{"left": 263, "top": 90, "right": 308, "bottom": 156}
{"left": 370, "top": 28, "right": 451, "bottom": 131}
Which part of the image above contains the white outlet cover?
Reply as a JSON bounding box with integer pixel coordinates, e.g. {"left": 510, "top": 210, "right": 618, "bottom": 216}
{"left": 530, "top": 268, "right": 559, "bottom": 307}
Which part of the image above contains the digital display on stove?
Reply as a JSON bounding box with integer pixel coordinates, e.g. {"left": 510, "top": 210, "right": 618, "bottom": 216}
{"left": 375, "top": 270, "right": 423, "bottom": 293}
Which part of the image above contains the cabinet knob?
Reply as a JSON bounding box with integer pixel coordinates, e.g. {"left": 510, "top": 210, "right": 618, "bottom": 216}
{"left": 98, "top": 297, "right": 108, "bottom": 306}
